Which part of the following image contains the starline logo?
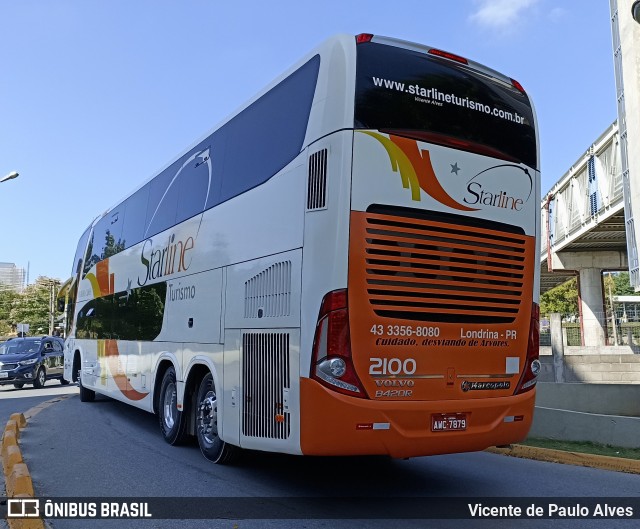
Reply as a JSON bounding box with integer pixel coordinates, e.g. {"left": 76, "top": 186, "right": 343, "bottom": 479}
{"left": 463, "top": 165, "right": 533, "bottom": 212}
{"left": 360, "top": 131, "right": 475, "bottom": 211}
{"left": 138, "top": 232, "right": 195, "bottom": 287}
{"left": 464, "top": 184, "right": 525, "bottom": 211}
{"left": 360, "top": 131, "right": 533, "bottom": 213}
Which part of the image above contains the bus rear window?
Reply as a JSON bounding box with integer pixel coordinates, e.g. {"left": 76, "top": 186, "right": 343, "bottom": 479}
{"left": 355, "top": 42, "right": 537, "bottom": 170}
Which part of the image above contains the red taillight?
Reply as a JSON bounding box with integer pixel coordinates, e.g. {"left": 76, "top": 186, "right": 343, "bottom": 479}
{"left": 514, "top": 302, "right": 540, "bottom": 395}
{"left": 356, "top": 33, "right": 374, "bottom": 44}
{"left": 319, "top": 288, "right": 347, "bottom": 316}
{"left": 310, "top": 289, "right": 367, "bottom": 398}
{"left": 511, "top": 78, "right": 526, "bottom": 94}
{"left": 428, "top": 48, "right": 468, "bottom": 65}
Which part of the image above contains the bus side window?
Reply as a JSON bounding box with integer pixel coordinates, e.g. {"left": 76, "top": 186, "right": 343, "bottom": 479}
{"left": 213, "top": 55, "right": 320, "bottom": 208}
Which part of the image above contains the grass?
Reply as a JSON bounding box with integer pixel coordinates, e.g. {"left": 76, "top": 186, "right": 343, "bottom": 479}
{"left": 521, "top": 438, "right": 640, "bottom": 461}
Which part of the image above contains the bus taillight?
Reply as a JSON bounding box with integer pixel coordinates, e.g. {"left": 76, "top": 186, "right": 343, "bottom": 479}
{"left": 427, "top": 48, "right": 468, "bottom": 65}
{"left": 356, "top": 33, "right": 374, "bottom": 44}
{"left": 311, "top": 289, "right": 367, "bottom": 398}
{"left": 511, "top": 78, "right": 526, "bottom": 94}
{"left": 514, "top": 302, "right": 540, "bottom": 395}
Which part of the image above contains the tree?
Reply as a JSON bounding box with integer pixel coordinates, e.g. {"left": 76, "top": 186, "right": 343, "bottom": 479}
{"left": 8, "top": 277, "right": 62, "bottom": 336}
{"left": 613, "top": 271, "right": 635, "bottom": 296}
{"left": 0, "top": 286, "right": 19, "bottom": 336}
{"left": 540, "top": 277, "right": 579, "bottom": 316}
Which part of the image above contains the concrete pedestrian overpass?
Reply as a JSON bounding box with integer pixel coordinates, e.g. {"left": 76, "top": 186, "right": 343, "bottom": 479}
{"left": 541, "top": 121, "right": 627, "bottom": 345}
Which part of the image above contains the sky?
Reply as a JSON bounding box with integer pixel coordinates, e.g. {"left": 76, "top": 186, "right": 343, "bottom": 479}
{"left": 1, "top": 0, "right": 616, "bottom": 283}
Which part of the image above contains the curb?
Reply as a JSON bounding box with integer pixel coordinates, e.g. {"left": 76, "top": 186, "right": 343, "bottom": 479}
{"left": 2, "top": 396, "right": 72, "bottom": 529}
{"left": 486, "top": 444, "right": 640, "bottom": 474}
{"left": 1, "top": 413, "right": 43, "bottom": 529}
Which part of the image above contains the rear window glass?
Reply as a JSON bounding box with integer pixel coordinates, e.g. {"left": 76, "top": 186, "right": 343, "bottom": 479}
{"left": 355, "top": 42, "right": 537, "bottom": 169}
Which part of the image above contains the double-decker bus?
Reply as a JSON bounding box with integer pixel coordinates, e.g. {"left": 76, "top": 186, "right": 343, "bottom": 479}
{"left": 61, "top": 33, "right": 540, "bottom": 464}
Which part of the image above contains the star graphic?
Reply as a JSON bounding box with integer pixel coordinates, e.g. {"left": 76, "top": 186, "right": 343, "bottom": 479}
{"left": 450, "top": 163, "right": 460, "bottom": 175}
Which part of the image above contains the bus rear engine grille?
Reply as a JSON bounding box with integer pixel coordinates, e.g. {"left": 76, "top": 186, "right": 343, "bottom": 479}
{"left": 363, "top": 210, "right": 530, "bottom": 324}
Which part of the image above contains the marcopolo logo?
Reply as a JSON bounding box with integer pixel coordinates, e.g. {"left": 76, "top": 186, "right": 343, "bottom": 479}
{"left": 138, "top": 232, "right": 195, "bottom": 287}
{"left": 461, "top": 380, "right": 511, "bottom": 392}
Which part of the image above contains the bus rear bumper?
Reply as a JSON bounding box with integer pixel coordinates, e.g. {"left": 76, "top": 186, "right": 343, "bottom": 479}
{"left": 299, "top": 377, "right": 535, "bottom": 458}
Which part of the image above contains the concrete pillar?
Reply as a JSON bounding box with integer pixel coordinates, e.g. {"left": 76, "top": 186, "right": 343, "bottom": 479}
{"left": 578, "top": 268, "right": 606, "bottom": 346}
{"left": 550, "top": 313, "right": 565, "bottom": 383}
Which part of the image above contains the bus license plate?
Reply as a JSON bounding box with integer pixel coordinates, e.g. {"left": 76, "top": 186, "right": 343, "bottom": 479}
{"left": 431, "top": 413, "right": 467, "bottom": 432}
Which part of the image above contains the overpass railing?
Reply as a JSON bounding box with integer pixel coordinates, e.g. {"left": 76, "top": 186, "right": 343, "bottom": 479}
{"left": 541, "top": 121, "right": 622, "bottom": 257}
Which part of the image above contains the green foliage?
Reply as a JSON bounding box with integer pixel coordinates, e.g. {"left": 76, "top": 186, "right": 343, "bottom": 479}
{"left": 540, "top": 277, "right": 578, "bottom": 316}
{"left": 0, "top": 287, "right": 19, "bottom": 335}
{"left": 613, "top": 271, "right": 635, "bottom": 296}
{"left": 0, "top": 276, "right": 62, "bottom": 337}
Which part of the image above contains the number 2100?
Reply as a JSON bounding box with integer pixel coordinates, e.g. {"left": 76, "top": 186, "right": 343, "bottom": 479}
{"left": 369, "top": 357, "right": 417, "bottom": 376}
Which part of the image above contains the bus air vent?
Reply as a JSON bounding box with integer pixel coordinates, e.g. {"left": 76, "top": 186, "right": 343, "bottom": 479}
{"left": 242, "top": 332, "right": 291, "bottom": 440}
{"left": 307, "top": 148, "right": 328, "bottom": 210}
{"left": 358, "top": 205, "right": 534, "bottom": 324}
{"left": 244, "top": 261, "right": 292, "bottom": 318}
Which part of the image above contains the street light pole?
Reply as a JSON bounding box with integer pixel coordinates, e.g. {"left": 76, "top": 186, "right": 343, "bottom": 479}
{"left": 0, "top": 171, "right": 19, "bottom": 183}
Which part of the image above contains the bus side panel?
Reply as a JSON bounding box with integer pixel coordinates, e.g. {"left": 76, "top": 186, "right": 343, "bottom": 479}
{"left": 221, "top": 330, "right": 241, "bottom": 447}
{"left": 299, "top": 130, "right": 354, "bottom": 384}
{"left": 156, "top": 269, "right": 223, "bottom": 344}
{"left": 123, "top": 339, "right": 153, "bottom": 412}
{"left": 224, "top": 250, "right": 303, "bottom": 455}
{"left": 224, "top": 250, "right": 302, "bottom": 330}
{"left": 236, "top": 329, "right": 301, "bottom": 454}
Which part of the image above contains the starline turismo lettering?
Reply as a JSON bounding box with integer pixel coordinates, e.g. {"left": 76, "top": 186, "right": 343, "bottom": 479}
{"left": 371, "top": 77, "right": 525, "bottom": 125}
{"left": 138, "top": 233, "right": 195, "bottom": 286}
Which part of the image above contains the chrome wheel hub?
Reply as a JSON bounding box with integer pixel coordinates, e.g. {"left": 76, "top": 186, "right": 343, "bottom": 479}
{"left": 162, "top": 382, "right": 177, "bottom": 430}
{"left": 197, "top": 391, "right": 218, "bottom": 444}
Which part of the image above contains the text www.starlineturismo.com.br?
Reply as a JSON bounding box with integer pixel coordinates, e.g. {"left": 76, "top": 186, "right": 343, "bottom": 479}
{"left": 372, "top": 77, "right": 525, "bottom": 124}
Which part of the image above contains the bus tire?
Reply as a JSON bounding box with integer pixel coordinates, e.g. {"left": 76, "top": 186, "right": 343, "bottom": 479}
{"left": 196, "top": 373, "right": 239, "bottom": 464}
{"left": 158, "top": 367, "right": 187, "bottom": 445}
{"left": 78, "top": 369, "right": 95, "bottom": 402}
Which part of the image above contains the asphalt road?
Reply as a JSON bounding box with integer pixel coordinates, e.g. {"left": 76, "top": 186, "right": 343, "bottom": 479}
{"left": 0, "top": 382, "right": 78, "bottom": 426}
{"left": 0, "top": 382, "right": 78, "bottom": 529}
{"left": 6, "top": 391, "right": 640, "bottom": 529}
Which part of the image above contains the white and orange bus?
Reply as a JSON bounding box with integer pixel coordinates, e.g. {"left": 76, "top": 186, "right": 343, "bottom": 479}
{"left": 61, "top": 33, "right": 540, "bottom": 464}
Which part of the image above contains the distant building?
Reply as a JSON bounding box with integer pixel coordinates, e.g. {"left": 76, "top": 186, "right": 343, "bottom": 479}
{"left": 0, "top": 262, "right": 25, "bottom": 293}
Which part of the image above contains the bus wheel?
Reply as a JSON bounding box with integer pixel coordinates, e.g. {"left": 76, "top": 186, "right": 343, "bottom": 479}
{"left": 158, "top": 367, "right": 187, "bottom": 445}
{"left": 78, "top": 369, "right": 95, "bottom": 402}
{"left": 196, "top": 373, "right": 238, "bottom": 464}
